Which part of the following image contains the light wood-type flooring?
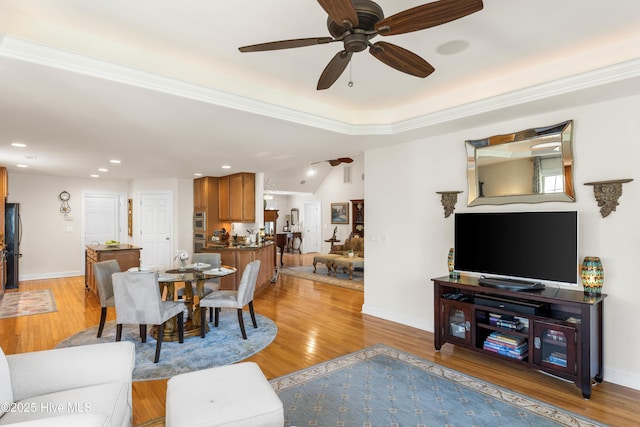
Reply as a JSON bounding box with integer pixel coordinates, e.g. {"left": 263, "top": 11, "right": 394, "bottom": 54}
{"left": 1, "top": 253, "right": 638, "bottom": 426}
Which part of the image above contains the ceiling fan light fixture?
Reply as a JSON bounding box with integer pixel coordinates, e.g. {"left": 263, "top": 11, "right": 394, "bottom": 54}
{"left": 240, "top": 0, "right": 484, "bottom": 89}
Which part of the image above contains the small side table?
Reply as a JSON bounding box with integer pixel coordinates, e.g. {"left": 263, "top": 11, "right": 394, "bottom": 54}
{"left": 324, "top": 238, "right": 340, "bottom": 251}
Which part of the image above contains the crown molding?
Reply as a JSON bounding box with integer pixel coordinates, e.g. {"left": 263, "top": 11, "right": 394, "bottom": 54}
{"left": 2, "top": 34, "right": 639, "bottom": 137}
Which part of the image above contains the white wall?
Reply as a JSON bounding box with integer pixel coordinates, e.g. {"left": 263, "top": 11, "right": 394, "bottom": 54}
{"left": 363, "top": 95, "right": 640, "bottom": 390}
{"left": 8, "top": 174, "right": 129, "bottom": 278}
{"left": 288, "top": 154, "right": 365, "bottom": 253}
{"left": 9, "top": 174, "right": 193, "bottom": 279}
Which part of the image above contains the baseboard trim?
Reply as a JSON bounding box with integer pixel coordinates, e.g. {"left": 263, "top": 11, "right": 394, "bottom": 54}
{"left": 21, "top": 271, "right": 83, "bottom": 281}
{"left": 361, "top": 304, "right": 433, "bottom": 332}
{"left": 603, "top": 368, "right": 640, "bottom": 391}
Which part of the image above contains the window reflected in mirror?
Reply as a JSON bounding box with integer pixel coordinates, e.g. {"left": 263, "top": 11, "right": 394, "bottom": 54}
{"left": 466, "top": 120, "right": 575, "bottom": 206}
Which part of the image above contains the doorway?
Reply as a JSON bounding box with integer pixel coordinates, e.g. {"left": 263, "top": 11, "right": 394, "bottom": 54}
{"left": 138, "top": 192, "right": 173, "bottom": 270}
{"left": 83, "top": 192, "right": 125, "bottom": 246}
{"left": 303, "top": 201, "right": 321, "bottom": 253}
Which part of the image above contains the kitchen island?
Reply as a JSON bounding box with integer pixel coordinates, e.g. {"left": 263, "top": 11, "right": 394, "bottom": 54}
{"left": 85, "top": 244, "right": 142, "bottom": 297}
{"left": 202, "top": 241, "right": 275, "bottom": 292}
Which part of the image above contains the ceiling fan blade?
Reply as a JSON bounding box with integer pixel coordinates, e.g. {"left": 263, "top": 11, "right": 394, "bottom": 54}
{"left": 239, "top": 37, "right": 334, "bottom": 52}
{"left": 375, "top": 0, "right": 483, "bottom": 36}
{"left": 336, "top": 157, "right": 354, "bottom": 164}
{"left": 316, "top": 0, "right": 359, "bottom": 28}
{"left": 317, "top": 50, "right": 352, "bottom": 90}
{"left": 311, "top": 157, "right": 353, "bottom": 166}
{"left": 370, "top": 42, "right": 434, "bottom": 78}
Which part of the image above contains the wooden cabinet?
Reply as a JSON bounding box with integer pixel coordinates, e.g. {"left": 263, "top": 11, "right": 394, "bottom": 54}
{"left": 432, "top": 276, "right": 605, "bottom": 399}
{"left": 217, "top": 175, "right": 230, "bottom": 220}
{"left": 203, "top": 243, "right": 274, "bottom": 293}
{"left": 85, "top": 245, "right": 141, "bottom": 297}
{"left": 218, "top": 173, "right": 255, "bottom": 222}
{"left": 351, "top": 199, "right": 364, "bottom": 237}
{"left": 440, "top": 299, "right": 473, "bottom": 346}
{"left": 264, "top": 210, "right": 278, "bottom": 266}
{"left": 193, "top": 176, "right": 220, "bottom": 236}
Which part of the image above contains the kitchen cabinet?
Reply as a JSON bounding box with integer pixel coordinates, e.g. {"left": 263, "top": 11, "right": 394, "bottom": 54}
{"left": 202, "top": 243, "right": 275, "bottom": 293}
{"left": 85, "top": 244, "right": 141, "bottom": 297}
{"left": 193, "top": 176, "right": 220, "bottom": 236}
{"left": 218, "top": 173, "right": 255, "bottom": 222}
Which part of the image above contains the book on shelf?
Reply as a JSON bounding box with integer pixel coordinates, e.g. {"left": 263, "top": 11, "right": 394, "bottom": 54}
{"left": 545, "top": 351, "right": 568, "bottom": 367}
{"left": 485, "top": 336, "right": 527, "bottom": 350}
{"left": 486, "top": 331, "right": 525, "bottom": 346}
{"left": 482, "top": 341, "right": 528, "bottom": 360}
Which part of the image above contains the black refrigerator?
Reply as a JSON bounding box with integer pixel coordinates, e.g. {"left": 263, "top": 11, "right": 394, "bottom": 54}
{"left": 5, "top": 203, "right": 21, "bottom": 289}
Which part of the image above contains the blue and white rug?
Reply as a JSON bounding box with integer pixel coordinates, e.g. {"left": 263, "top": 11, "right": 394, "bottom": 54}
{"left": 56, "top": 310, "right": 277, "bottom": 381}
{"left": 271, "top": 344, "right": 606, "bottom": 427}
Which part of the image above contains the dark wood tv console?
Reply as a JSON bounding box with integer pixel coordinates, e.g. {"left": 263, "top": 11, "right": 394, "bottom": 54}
{"left": 432, "top": 275, "right": 605, "bottom": 399}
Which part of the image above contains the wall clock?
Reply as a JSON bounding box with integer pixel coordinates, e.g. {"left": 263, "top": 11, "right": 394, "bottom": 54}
{"left": 59, "top": 191, "right": 71, "bottom": 213}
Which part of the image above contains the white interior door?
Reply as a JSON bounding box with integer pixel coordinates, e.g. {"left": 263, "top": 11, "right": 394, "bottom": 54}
{"left": 303, "top": 201, "right": 321, "bottom": 253}
{"left": 83, "top": 193, "right": 121, "bottom": 246}
{"left": 139, "top": 192, "right": 173, "bottom": 270}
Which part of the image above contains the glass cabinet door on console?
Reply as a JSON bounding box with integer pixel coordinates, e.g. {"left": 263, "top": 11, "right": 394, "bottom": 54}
{"left": 533, "top": 321, "right": 577, "bottom": 376}
{"left": 441, "top": 300, "right": 472, "bottom": 345}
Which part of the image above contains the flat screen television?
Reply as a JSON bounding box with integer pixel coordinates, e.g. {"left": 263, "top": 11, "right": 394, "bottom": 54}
{"left": 454, "top": 211, "right": 578, "bottom": 288}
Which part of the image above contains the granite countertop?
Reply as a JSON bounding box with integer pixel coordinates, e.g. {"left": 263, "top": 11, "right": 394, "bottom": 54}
{"left": 203, "top": 241, "right": 274, "bottom": 252}
{"left": 87, "top": 243, "right": 142, "bottom": 251}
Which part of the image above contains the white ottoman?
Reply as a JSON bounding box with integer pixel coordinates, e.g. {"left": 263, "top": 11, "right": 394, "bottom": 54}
{"left": 166, "top": 362, "right": 284, "bottom": 427}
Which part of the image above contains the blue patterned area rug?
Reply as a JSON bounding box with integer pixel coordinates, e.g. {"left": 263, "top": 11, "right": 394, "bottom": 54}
{"left": 56, "top": 310, "right": 277, "bottom": 381}
{"left": 271, "top": 344, "right": 606, "bottom": 427}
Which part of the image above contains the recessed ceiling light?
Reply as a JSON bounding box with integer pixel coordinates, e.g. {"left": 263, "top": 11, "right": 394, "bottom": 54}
{"left": 16, "top": 164, "right": 28, "bottom": 168}
{"left": 90, "top": 174, "right": 100, "bottom": 178}
{"left": 98, "top": 168, "right": 108, "bottom": 172}
{"left": 194, "top": 173, "right": 203, "bottom": 177}
{"left": 222, "top": 165, "right": 231, "bottom": 169}
{"left": 11, "top": 142, "right": 27, "bottom": 148}
{"left": 109, "top": 159, "right": 121, "bottom": 164}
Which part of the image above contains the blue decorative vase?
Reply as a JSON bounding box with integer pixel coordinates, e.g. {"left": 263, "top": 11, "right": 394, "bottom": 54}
{"left": 581, "top": 257, "right": 604, "bottom": 296}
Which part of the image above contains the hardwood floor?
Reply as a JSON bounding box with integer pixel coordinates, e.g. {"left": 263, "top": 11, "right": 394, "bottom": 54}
{"left": 1, "top": 253, "right": 638, "bottom": 426}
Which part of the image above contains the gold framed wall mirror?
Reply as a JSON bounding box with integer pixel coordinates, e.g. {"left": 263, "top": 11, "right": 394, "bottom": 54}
{"left": 290, "top": 208, "right": 299, "bottom": 226}
{"left": 465, "top": 120, "right": 575, "bottom": 206}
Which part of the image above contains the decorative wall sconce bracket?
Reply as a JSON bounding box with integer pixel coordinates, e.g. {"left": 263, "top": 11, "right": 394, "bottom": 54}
{"left": 584, "top": 179, "right": 633, "bottom": 218}
{"left": 436, "top": 191, "right": 463, "bottom": 218}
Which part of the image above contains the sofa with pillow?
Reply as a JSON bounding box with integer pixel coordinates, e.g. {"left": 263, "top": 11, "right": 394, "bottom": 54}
{"left": 329, "top": 234, "right": 364, "bottom": 258}
{"left": 0, "top": 341, "right": 135, "bottom": 426}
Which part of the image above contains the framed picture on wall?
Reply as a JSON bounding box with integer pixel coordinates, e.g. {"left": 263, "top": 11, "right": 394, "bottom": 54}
{"left": 331, "top": 202, "right": 349, "bottom": 224}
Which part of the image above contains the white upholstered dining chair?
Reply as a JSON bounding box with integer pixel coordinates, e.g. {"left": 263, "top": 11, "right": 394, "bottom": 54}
{"left": 93, "top": 259, "right": 121, "bottom": 338}
{"left": 112, "top": 271, "right": 185, "bottom": 363}
{"left": 199, "top": 259, "right": 261, "bottom": 339}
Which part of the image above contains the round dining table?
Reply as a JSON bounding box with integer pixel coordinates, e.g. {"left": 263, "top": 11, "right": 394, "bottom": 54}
{"left": 153, "top": 264, "right": 237, "bottom": 341}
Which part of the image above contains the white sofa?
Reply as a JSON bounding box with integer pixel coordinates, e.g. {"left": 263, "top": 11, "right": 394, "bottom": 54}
{"left": 0, "top": 342, "right": 135, "bottom": 426}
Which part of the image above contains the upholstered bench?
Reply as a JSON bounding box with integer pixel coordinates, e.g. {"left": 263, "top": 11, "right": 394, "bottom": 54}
{"left": 166, "top": 362, "right": 284, "bottom": 427}
{"left": 312, "top": 254, "right": 341, "bottom": 275}
{"left": 332, "top": 256, "right": 365, "bottom": 280}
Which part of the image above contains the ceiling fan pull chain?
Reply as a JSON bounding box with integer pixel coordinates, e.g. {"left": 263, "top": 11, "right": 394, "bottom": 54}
{"left": 348, "top": 61, "right": 354, "bottom": 87}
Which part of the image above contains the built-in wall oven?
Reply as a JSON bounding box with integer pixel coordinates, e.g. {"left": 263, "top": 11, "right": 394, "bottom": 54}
{"left": 194, "top": 212, "right": 206, "bottom": 231}
{"left": 194, "top": 231, "right": 206, "bottom": 253}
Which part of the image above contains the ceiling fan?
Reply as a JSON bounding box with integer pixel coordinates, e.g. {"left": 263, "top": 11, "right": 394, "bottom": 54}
{"left": 311, "top": 157, "right": 354, "bottom": 166}
{"left": 239, "top": 0, "right": 484, "bottom": 90}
